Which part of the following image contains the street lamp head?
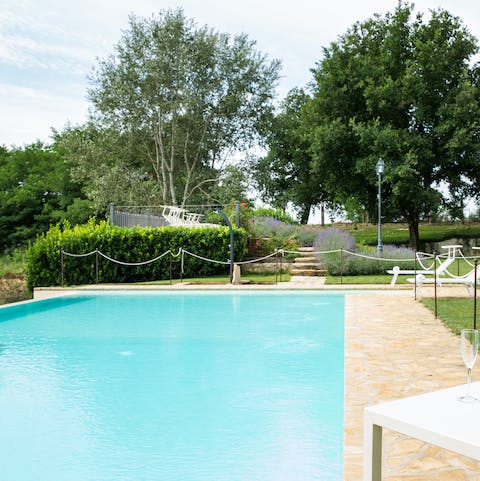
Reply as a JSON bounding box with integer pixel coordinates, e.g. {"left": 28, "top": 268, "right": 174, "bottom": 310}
{"left": 376, "top": 158, "right": 385, "bottom": 175}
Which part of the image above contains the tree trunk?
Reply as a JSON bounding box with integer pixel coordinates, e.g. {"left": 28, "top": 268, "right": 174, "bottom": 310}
{"left": 407, "top": 217, "right": 420, "bottom": 250}
{"left": 300, "top": 203, "right": 312, "bottom": 224}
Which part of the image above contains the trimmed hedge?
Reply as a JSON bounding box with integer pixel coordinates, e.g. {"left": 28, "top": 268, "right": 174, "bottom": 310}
{"left": 25, "top": 220, "right": 247, "bottom": 289}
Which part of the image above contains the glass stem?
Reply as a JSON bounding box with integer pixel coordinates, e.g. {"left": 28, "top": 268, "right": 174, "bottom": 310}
{"left": 467, "top": 367, "right": 472, "bottom": 394}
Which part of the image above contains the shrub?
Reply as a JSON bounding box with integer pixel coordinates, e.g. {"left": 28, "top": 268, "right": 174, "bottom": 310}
{"left": 25, "top": 220, "right": 247, "bottom": 289}
{"left": 313, "top": 228, "right": 415, "bottom": 275}
{"left": 340, "top": 245, "right": 416, "bottom": 275}
{"left": 313, "top": 228, "right": 357, "bottom": 274}
{"left": 297, "top": 226, "right": 318, "bottom": 247}
{"left": 248, "top": 217, "right": 299, "bottom": 257}
{"left": 251, "top": 207, "right": 297, "bottom": 224}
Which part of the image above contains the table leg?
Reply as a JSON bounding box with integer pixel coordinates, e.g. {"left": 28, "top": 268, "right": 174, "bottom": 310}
{"left": 363, "top": 419, "right": 382, "bottom": 481}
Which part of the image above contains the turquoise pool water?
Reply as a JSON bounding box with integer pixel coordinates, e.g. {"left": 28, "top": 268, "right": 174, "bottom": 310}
{"left": 0, "top": 292, "right": 344, "bottom": 480}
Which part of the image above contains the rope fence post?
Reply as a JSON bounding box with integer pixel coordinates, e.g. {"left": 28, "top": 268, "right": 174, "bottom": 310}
{"left": 275, "top": 249, "right": 278, "bottom": 285}
{"left": 169, "top": 251, "right": 173, "bottom": 285}
{"left": 340, "top": 248, "right": 343, "bottom": 285}
{"left": 434, "top": 251, "right": 438, "bottom": 319}
{"left": 414, "top": 250, "right": 417, "bottom": 301}
{"left": 280, "top": 250, "right": 283, "bottom": 283}
{"left": 180, "top": 248, "right": 184, "bottom": 283}
{"left": 474, "top": 259, "right": 478, "bottom": 330}
{"left": 95, "top": 249, "right": 99, "bottom": 284}
{"left": 61, "top": 248, "right": 64, "bottom": 287}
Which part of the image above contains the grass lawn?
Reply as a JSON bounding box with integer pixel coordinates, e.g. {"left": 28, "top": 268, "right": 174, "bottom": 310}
{"left": 325, "top": 256, "right": 477, "bottom": 285}
{"left": 342, "top": 222, "right": 480, "bottom": 246}
{"left": 138, "top": 272, "right": 292, "bottom": 285}
{"left": 421, "top": 297, "right": 479, "bottom": 335}
{"left": 325, "top": 274, "right": 403, "bottom": 284}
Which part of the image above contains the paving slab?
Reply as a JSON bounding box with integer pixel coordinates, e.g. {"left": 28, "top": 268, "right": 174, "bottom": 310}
{"left": 344, "top": 293, "right": 480, "bottom": 481}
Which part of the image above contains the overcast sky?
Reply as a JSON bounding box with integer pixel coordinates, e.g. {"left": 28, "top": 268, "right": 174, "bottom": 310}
{"left": 1, "top": 0, "right": 479, "bottom": 147}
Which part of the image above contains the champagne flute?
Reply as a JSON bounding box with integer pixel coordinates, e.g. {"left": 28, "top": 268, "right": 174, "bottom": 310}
{"left": 459, "top": 328, "right": 479, "bottom": 403}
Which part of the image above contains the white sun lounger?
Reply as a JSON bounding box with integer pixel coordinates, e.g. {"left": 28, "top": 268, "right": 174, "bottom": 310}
{"left": 387, "top": 245, "right": 461, "bottom": 286}
{"left": 407, "top": 261, "right": 480, "bottom": 296}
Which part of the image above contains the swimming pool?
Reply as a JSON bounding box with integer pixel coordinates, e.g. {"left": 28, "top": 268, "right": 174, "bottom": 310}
{"left": 0, "top": 291, "right": 344, "bottom": 480}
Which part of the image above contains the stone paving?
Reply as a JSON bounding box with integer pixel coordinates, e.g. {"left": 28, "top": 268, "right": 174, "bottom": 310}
{"left": 344, "top": 292, "right": 480, "bottom": 481}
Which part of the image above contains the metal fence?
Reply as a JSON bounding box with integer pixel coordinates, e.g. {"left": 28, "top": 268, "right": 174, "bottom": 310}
{"left": 109, "top": 204, "right": 221, "bottom": 228}
{"left": 109, "top": 205, "right": 168, "bottom": 228}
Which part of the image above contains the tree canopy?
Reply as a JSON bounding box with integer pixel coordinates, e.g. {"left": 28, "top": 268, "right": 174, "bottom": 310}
{"left": 305, "top": 3, "right": 480, "bottom": 247}
{"left": 0, "top": 143, "right": 91, "bottom": 250}
{"left": 62, "top": 9, "right": 280, "bottom": 210}
{"left": 253, "top": 88, "right": 327, "bottom": 224}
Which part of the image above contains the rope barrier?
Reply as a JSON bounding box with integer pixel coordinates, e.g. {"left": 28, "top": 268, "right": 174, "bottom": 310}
{"left": 282, "top": 248, "right": 342, "bottom": 255}
{"left": 342, "top": 249, "right": 416, "bottom": 262}
{"left": 98, "top": 250, "right": 172, "bottom": 266}
{"left": 60, "top": 246, "right": 442, "bottom": 267}
{"left": 235, "top": 251, "right": 279, "bottom": 265}
{"left": 59, "top": 246, "right": 480, "bottom": 286}
{"left": 62, "top": 249, "right": 98, "bottom": 258}
{"left": 182, "top": 249, "right": 230, "bottom": 265}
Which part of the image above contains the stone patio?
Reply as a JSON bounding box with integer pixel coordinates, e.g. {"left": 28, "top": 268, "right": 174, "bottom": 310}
{"left": 344, "top": 292, "right": 480, "bottom": 481}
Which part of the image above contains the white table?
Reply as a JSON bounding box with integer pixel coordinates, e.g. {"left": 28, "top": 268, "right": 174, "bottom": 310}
{"left": 364, "top": 382, "right": 480, "bottom": 480}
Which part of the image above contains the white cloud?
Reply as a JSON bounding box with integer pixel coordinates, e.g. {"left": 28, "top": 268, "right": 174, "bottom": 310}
{"left": 1, "top": 0, "right": 480, "bottom": 146}
{"left": 0, "top": 83, "right": 88, "bottom": 147}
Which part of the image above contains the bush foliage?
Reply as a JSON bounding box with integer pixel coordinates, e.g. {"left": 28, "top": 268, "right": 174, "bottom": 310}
{"left": 313, "top": 228, "right": 415, "bottom": 275}
{"left": 25, "top": 220, "right": 247, "bottom": 289}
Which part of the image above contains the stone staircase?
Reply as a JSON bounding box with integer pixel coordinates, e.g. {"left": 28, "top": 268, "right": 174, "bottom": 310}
{"left": 290, "top": 247, "right": 326, "bottom": 277}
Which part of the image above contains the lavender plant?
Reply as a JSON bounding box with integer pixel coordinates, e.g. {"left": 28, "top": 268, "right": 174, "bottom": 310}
{"left": 313, "top": 228, "right": 356, "bottom": 273}
{"left": 313, "top": 228, "right": 416, "bottom": 275}
{"left": 345, "top": 245, "right": 416, "bottom": 275}
{"left": 249, "top": 217, "right": 299, "bottom": 256}
{"left": 297, "top": 226, "right": 318, "bottom": 247}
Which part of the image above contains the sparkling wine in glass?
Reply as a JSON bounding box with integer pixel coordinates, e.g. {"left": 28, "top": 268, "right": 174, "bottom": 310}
{"left": 459, "top": 328, "right": 479, "bottom": 403}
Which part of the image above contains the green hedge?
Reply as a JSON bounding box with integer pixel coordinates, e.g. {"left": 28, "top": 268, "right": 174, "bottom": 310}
{"left": 25, "top": 220, "right": 247, "bottom": 289}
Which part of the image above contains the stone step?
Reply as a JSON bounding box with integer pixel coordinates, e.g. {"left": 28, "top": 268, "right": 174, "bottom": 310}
{"left": 294, "top": 256, "right": 318, "bottom": 263}
{"left": 298, "top": 247, "right": 314, "bottom": 252}
{"left": 290, "top": 268, "right": 327, "bottom": 276}
{"left": 293, "top": 261, "right": 320, "bottom": 269}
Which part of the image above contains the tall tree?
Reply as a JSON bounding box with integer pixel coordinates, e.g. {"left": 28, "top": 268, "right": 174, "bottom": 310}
{"left": 82, "top": 9, "right": 280, "bottom": 208}
{"left": 308, "top": 3, "right": 480, "bottom": 247}
{"left": 253, "top": 89, "right": 326, "bottom": 224}
{"left": 0, "top": 143, "right": 91, "bottom": 250}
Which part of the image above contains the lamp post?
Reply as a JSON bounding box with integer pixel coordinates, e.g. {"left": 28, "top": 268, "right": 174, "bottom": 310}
{"left": 376, "top": 158, "right": 385, "bottom": 257}
{"left": 216, "top": 208, "right": 234, "bottom": 283}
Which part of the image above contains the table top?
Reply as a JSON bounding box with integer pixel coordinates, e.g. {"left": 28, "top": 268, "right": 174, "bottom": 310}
{"left": 365, "top": 383, "right": 480, "bottom": 460}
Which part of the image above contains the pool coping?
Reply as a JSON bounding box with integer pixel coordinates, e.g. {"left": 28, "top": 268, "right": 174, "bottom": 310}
{"left": 31, "top": 283, "right": 414, "bottom": 302}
